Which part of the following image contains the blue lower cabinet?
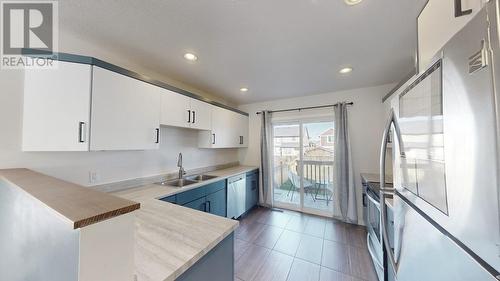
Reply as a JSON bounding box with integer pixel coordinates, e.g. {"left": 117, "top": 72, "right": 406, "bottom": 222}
{"left": 204, "top": 180, "right": 225, "bottom": 195}
{"left": 176, "top": 233, "right": 234, "bottom": 281}
{"left": 177, "top": 187, "right": 207, "bottom": 205}
{"left": 183, "top": 197, "right": 206, "bottom": 212}
{"left": 160, "top": 195, "right": 177, "bottom": 204}
{"left": 206, "top": 188, "right": 226, "bottom": 217}
{"left": 245, "top": 171, "right": 259, "bottom": 211}
{"left": 170, "top": 180, "right": 227, "bottom": 217}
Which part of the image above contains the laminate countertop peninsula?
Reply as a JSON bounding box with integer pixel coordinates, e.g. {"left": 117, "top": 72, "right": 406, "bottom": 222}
{"left": 114, "top": 165, "right": 258, "bottom": 281}
{"left": 0, "top": 168, "right": 140, "bottom": 229}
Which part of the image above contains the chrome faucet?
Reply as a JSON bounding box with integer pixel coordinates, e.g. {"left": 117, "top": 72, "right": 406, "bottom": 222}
{"left": 177, "top": 153, "right": 186, "bottom": 179}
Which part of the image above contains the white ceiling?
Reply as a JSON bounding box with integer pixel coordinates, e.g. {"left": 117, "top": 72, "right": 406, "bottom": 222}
{"left": 59, "top": 0, "right": 427, "bottom": 105}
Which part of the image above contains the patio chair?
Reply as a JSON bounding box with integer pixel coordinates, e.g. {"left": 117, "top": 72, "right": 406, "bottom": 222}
{"left": 314, "top": 182, "right": 334, "bottom": 205}
{"left": 287, "top": 171, "right": 315, "bottom": 202}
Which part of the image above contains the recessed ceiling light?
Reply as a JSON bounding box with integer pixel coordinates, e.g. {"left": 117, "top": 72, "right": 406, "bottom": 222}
{"left": 240, "top": 87, "right": 249, "bottom": 92}
{"left": 339, "top": 67, "right": 353, "bottom": 74}
{"left": 344, "top": 0, "right": 362, "bottom": 5}
{"left": 183, "top": 53, "right": 198, "bottom": 61}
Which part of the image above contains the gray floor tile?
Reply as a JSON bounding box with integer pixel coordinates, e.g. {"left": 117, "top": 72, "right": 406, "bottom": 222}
{"left": 321, "top": 239, "right": 350, "bottom": 274}
{"left": 273, "top": 229, "right": 302, "bottom": 256}
{"left": 319, "top": 267, "right": 358, "bottom": 281}
{"left": 252, "top": 250, "right": 294, "bottom": 281}
{"left": 303, "top": 216, "right": 326, "bottom": 238}
{"left": 324, "top": 220, "right": 347, "bottom": 243}
{"left": 348, "top": 245, "right": 379, "bottom": 281}
{"left": 234, "top": 238, "right": 251, "bottom": 261}
{"left": 258, "top": 210, "right": 292, "bottom": 228}
{"left": 285, "top": 215, "right": 308, "bottom": 233}
{"left": 287, "top": 258, "right": 320, "bottom": 281}
{"left": 235, "top": 244, "right": 271, "bottom": 281}
{"left": 295, "top": 234, "right": 324, "bottom": 264}
{"left": 254, "top": 225, "right": 285, "bottom": 249}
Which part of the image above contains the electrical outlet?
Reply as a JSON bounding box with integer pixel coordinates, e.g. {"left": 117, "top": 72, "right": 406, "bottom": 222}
{"left": 88, "top": 171, "right": 100, "bottom": 184}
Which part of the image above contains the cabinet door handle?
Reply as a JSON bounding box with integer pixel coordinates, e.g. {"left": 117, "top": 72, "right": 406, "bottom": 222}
{"left": 187, "top": 110, "right": 191, "bottom": 123}
{"left": 155, "top": 128, "right": 160, "bottom": 143}
{"left": 78, "top": 122, "right": 86, "bottom": 143}
{"left": 206, "top": 200, "right": 211, "bottom": 212}
{"left": 454, "top": 0, "right": 472, "bottom": 17}
{"left": 192, "top": 111, "right": 196, "bottom": 124}
{"left": 239, "top": 136, "right": 243, "bottom": 144}
{"left": 212, "top": 133, "right": 216, "bottom": 144}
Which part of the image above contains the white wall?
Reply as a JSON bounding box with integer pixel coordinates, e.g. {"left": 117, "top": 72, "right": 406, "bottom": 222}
{"left": 0, "top": 28, "right": 238, "bottom": 186}
{"left": 238, "top": 84, "right": 394, "bottom": 224}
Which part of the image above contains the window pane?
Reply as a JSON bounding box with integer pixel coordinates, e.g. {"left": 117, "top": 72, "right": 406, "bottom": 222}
{"left": 273, "top": 124, "right": 300, "bottom": 208}
{"left": 302, "top": 121, "right": 334, "bottom": 213}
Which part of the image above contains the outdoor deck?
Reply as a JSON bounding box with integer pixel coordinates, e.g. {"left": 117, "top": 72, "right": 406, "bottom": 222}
{"left": 274, "top": 179, "right": 333, "bottom": 213}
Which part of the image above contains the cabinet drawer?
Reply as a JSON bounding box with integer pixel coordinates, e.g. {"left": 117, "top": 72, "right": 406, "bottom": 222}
{"left": 177, "top": 187, "right": 206, "bottom": 205}
{"left": 206, "top": 188, "right": 227, "bottom": 217}
{"left": 160, "top": 195, "right": 177, "bottom": 204}
{"left": 183, "top": 197, "right": 206, "bottom": 212}
{"left": 204, "top": 180, "right": 226, "bottom": 195}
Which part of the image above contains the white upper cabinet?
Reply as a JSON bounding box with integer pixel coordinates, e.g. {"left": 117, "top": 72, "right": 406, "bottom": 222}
{"left": 236, "top": 113, "right": 249, "bottom": 147}
{"left": 90, "top": 66, "right": 161, "bottom": 151}
{"left": 199, "top": 105, "right": 228, "bottom": 148}
{"left": 22, "top": 54, "right": 247, "bottom": 151}
{"left": 23, "top": 61, "right": 92, "bottom": 151}
{"left": 160, "top": 89, "right": 191, "bottom": 128}
{"left": 199, "top": 105, "right": 249, "bottom": 148}
{"left": 160, "top": 90, "right": 211, "bottom": 131}
{"left": 189, "top": 98, "right": 211, "bottom": 130}
{"left": 418, "top": 0, "right": 484, "bottom": 71}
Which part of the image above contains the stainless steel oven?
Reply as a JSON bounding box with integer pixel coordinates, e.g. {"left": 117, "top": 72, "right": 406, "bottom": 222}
{"left": 366, "top": 188, "right": 381, "bottom": 243}
{"left": 364, "top": 185, "right": 384, "bottom": 280}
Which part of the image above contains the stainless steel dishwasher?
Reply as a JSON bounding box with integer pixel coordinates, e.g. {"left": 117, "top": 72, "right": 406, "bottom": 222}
{"left": 227, "top": 174, "right": 246, "bottom": 219}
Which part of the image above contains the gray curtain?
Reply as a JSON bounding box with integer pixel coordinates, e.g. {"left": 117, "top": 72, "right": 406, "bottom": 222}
{"left": 333, "top": 102, "right": 357, "bottom": 223}
{"left": 259, "top": 110, "right": 273, "bottom": 207}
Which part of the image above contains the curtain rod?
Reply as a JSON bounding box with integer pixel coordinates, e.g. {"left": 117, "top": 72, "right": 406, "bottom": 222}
{"left": 255, "top": 102, "right": 353, "bottom": 115}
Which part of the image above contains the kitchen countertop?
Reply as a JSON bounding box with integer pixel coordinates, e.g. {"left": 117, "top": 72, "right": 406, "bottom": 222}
{"left": 114, "top": 165, "right": 258, "bottom": 281}
{"left": 0, "top": 168, "right": 140, "bottom": 229}
{"left": 115, "top": 165, "right": 259, "bottom": 202}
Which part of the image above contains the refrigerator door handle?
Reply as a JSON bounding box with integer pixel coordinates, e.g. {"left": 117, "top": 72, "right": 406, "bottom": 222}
{"left": 380, "top": 108, "right": 405, "bottom": 275}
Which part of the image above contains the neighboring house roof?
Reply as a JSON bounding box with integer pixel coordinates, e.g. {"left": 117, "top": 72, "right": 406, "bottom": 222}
{"left": 274, "top": 126, "right": 299, "bottom": 137}
{"left": 319, "top": 128, "right": 334, "bottom": 137}
{"left": 274, "top": 125, "right": 310, "bottom": 146}
{"left": 274, "top": 126, "right": 310, "bottom": 138}
{"left": 304, "top": 146, "right": 334, "bottom": 155}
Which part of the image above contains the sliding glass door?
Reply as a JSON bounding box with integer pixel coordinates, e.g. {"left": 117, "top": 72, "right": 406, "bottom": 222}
{"left": 273, "top": 122, "right": 301, "bottom": 210}
{"left": 272, "top": 118, "right": 334, "bottom": 216}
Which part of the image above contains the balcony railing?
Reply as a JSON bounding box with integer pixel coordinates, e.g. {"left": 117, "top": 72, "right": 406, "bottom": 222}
{"left": 300, "top": 160, "right": 334, "bottom": 187}
{"left": 274, "top": 158, "right": 334, "bottom": 200}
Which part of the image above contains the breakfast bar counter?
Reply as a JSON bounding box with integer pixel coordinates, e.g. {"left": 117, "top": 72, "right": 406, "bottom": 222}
{"left": 114, "top": 165, "right": 258, "bottom": 281}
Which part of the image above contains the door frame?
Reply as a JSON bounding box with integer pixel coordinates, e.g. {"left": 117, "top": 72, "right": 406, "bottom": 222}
{"left": 271, "top": 117, "right": 334, "bottom": 218}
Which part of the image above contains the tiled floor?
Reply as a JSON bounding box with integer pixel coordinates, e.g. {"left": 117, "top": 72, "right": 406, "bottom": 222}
{"left": 234, "top": 207, "right": 378, "bottom": 281}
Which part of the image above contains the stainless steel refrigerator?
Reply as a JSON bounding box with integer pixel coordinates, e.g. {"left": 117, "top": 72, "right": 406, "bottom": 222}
{"left": 379, "top": 1, "right": 500, "bottom": 280}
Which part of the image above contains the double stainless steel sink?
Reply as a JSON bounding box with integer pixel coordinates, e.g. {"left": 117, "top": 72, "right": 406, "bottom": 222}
{"left": 155, "top": 174, "right": 218, "bottom": 188}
